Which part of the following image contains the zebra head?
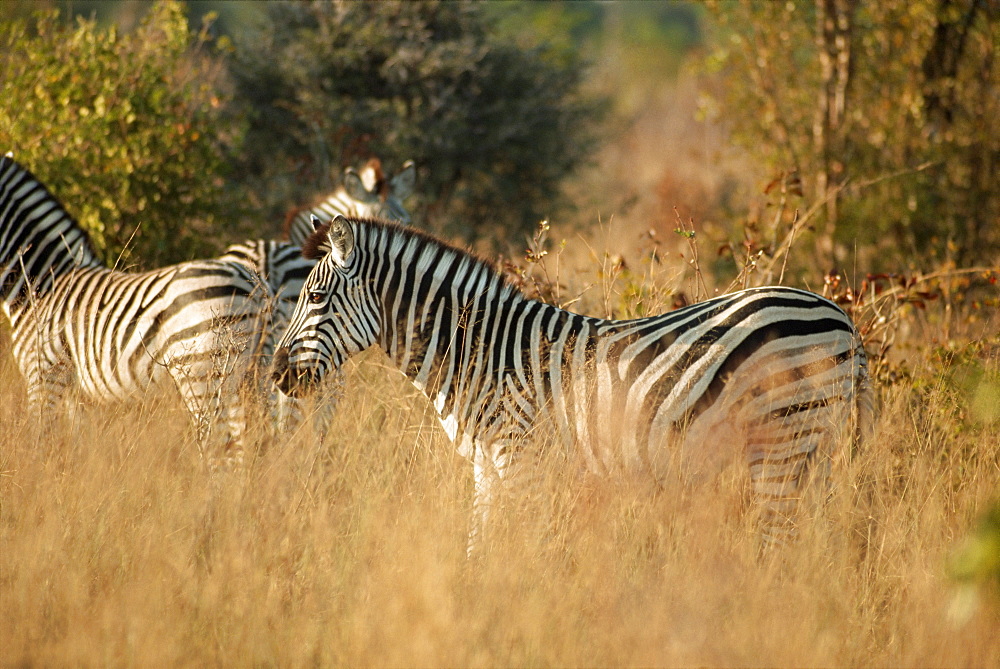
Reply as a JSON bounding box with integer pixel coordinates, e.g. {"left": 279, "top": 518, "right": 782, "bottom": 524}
{"left": 342, "top": 158, "right": 415, "bottom": 225}
{"left": 285, "top": 159, "right": 416, "bottom": 246}
{"left": 274, "top": 214, "right": 380, "bottom": 397}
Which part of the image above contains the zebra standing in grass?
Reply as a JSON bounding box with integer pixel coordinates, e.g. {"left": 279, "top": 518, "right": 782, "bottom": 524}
{"left": 0, "top": 154, "right": 267, "bottom": 463}
{"left": 274, "top": 215, "right": 875, "bottom": 551}
{"left": 218, "top": 158, "right": 415, "bottom": 431}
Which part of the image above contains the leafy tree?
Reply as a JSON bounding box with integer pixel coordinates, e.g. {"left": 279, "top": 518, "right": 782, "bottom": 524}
{"left": 702, "top": 0, "right": 999, "bottom": 272}
{"left": 225, "top": 0, "right": 607, "bottom": 245}
{"left": 0, "top": 1, "right": 243, "bottom": 267}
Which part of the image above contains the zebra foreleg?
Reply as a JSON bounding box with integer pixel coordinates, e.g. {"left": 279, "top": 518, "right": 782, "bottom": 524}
{"left": 468, "top": 436, "right": 526, "bottom": 557}
{"left": 469, "top": 442, "right": 502, "bottom": 558}
{"left": 273, "top": 389, "right": 302, "bottom": 434}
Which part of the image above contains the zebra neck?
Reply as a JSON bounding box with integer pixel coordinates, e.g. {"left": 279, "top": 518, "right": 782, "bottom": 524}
{"left": 377, "top": 259, "right": 597, "bottom": 443}
{"left": 375, "top": 251, "right": 524, "bottom": 406}
{"left": 1, "top": 162, "right": 103, "bottom": 309}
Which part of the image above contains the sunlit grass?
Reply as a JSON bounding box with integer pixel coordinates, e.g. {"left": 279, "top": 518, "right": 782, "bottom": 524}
{"left": 3, "top": 298, "right": 1000, "bottom": 666}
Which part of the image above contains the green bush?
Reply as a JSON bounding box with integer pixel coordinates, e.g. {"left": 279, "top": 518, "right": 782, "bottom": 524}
{"left": 226, "top": 0, "right": 607, "bottom": 245}
{"left": 0, "top": 1, "right": 243, "bottom": 267}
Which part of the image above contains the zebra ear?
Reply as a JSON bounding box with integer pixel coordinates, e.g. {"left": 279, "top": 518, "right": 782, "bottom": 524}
{"left": 309, "top": 214, "right": 324, "bottom": 233}
{"left": 391, "top": 160, "right": 415, "bottom": 201}
{"left": 328, "top": 215, "right": 355, "bottom": 267}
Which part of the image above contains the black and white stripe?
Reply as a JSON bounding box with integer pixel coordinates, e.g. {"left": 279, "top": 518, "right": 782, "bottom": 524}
{"left": 273, "top": 216, "right": 875, "bottom": 550}
{"left": 0, "top": 154, "right": 269, "bottom": 462}
{"left": 221, "top": 158, "right": 415, "bottom": 357}
{"left": 218, "top": 159, "right": 415, "bottom": 431}
{"left": 284, "top": 158, "right": 415, "bottom": 247}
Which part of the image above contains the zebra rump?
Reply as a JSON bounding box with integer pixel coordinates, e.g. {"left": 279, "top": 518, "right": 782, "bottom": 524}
{"left": 273, "top": 215, "right": 876, "bottom": 550}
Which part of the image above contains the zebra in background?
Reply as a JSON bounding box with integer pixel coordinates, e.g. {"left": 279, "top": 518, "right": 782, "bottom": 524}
{"left": 284, "top": 158, "right": 415, "bottom": 246}
{"left": 274, "top": 215, "right": 876, "bottom": 551}
{"left": 218, "top": 158, "right": 415, "bottom": 432}
{"left": 0, "top": 154, "right": 267, "bottom": 465}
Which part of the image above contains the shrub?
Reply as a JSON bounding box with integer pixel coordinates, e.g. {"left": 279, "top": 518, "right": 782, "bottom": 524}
{"left": 701, "top": 0, "right": 1000, "bottom": 272}
{"left": 0, "top": 1, "right": 243, "bottom": 267}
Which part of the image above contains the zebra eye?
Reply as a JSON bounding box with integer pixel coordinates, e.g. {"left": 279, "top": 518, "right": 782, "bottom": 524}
{"left": 307, "top": 291, "right": 325, "bottom": 304}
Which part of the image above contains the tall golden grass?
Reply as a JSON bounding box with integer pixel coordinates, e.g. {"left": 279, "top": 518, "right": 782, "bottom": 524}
{"left": 2, "top": 258, "right": 999, "bottom": 667}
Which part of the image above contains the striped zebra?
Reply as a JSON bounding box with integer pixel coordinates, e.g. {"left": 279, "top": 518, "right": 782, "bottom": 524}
{"left": 273, "top": 215, "right": 875, "bottom": 551}
{"left": 0, "top": 154, "right": 267, "bottom": 463}
{"left": 218, "top": 158, "right": 415, "bottom": 431}
{"left": 284, "top": 158, "right": 414, "bottom": 246}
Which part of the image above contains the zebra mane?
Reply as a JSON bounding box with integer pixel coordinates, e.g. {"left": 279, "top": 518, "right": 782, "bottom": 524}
{"left": 302, "top": 215, "right": 514, "bottom": 289}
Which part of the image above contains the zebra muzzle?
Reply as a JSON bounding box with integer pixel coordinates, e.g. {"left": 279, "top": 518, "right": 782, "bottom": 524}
{"left": 272, "top": 347, "right": 320, "bottom": 397}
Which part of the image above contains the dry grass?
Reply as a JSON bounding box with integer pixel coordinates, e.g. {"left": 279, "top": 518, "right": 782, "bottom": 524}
{"left": 2, "top": 62, "right": 998, "bottom": 657}
{"left": 5, "top": 11, "right": 998, "bottom": 664}
{"left": 3, "top": 294, "right": 1000, "bottom": 667}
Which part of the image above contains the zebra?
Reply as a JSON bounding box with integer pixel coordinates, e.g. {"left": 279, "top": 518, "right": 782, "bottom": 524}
{"left": 284, "top": 158, "right": 415, "bottom": 246}
{"left": 273, "top": 215, "right": 875, "bottom": 552}
{"left": 217, "top": 158, "right": 415, "bottom": 432}
{"left": 0, "top": 153, "right": 273, "bottom": 465}
{"left": 220, "top": 158, "right": 415, "bottom": 336}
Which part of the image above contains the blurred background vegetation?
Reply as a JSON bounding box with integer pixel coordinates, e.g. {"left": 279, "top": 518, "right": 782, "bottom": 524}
{"left": 0, "top": 1, "right": 236, "bottom": 266}
{"left": 1, "top": 0, "right": 996, "bottom": 271}
{"left": 1, "top": 0, "right": 998, "bottom": 602}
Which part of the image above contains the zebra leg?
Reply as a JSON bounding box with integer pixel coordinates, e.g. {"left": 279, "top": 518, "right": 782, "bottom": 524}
{"left": 23, "top": 357, "right": 73, "bottom": 425}
{"left": 470, "top": 452, "right": 498, "bottom": 558}
{"left": 745, "top": 406, "right": 838, "bottom": 551}
{"left": 273, "top": 389, "right": 302, "bottom": 434}
{"left": 468, "top": 437, "right": 519, "bottom": 557}
{"left": 171, "top": 368, "right": 223, "bottom": 464}
{"left": 169, "top": 349, "right": 250, "bottom": 472}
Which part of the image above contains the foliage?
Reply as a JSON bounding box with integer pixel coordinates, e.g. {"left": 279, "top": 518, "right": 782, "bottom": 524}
{"left": 701, "top": 0, "right": 1000, "bottom": 272}
{"left": 947, "top": 345, "right": 1000, "bottom": 611}
{"left": 225, "top": 0, "right": 607, "bottom": 245}
{"left": 0, "top": 1, "right": 243, "bottom": 267}
{"left": 952, "top": 503, "right": 1000, "bottom": 593}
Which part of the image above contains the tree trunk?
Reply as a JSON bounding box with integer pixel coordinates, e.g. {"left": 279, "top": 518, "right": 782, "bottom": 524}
{"left": 813, "top": 0, "right": 855, "bottom": 268}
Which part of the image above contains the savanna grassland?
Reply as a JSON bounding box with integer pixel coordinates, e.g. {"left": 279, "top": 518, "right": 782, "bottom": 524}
{"left": 3, "top": 1, "right": 1000, "bottom": 666}
{"left": 2, "top": 259, "right": 1000, "bottom": 666}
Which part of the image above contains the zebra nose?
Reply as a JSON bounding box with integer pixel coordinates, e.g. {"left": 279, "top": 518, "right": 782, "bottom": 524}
{"left": 273, "top": 347, "right": 291, "bottom": 391}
